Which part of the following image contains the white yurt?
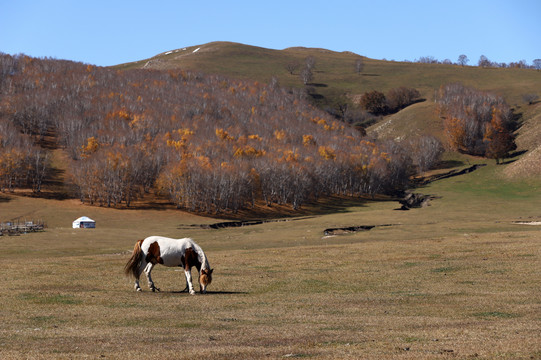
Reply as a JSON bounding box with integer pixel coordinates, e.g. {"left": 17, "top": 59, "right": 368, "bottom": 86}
{"left": 72, "top": 216, "right": 96, "bottom": 229}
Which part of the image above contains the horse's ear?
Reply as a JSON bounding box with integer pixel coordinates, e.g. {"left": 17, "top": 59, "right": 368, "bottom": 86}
{"left": 209, "top": 268, "right": 214, "bottom": 274}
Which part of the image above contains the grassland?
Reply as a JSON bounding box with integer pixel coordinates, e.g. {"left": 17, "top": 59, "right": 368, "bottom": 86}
{"left": 1, "top": 162, "right": 540, "bottom": 359}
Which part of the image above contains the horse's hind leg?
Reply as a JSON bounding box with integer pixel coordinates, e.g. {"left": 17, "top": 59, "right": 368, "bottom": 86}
{"left": 144, "top": 262, "right": 160, "bottom": 292}
{"left": 134, "top": 260, "right": 147, "bottom": 292}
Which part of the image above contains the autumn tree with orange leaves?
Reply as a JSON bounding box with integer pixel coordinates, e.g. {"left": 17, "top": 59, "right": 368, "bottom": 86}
{"left": 437, "top": 83, "right": 517, "bottom": 161}
{"left": 484, "top": 108, "right": 516, "bottom": 164}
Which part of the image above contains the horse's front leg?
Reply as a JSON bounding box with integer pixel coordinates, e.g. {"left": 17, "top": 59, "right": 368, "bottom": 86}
{"left": 184, "top": 269, "right": 196, "bottom": 295}
{"left": 198, "top": 271, "right": 206, "bottom": 294}
{"left": 144, "top": 262, "right": 160, "bottom": 292}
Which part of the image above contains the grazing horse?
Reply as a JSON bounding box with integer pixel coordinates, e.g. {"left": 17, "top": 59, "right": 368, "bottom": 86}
{"left": 124, "top": 236, "right": 213, "bottom": 295}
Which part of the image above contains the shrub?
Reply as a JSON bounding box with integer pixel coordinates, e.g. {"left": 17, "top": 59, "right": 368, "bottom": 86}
{"left": 387, "top": 87, "right": 421, "bottom": 112}
{"left": 359, "top": 90, "right": 387, "bottom": 115}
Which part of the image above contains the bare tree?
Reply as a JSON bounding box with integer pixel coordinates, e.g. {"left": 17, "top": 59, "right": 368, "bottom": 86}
{"left": 300, "top": 66, "right": 313, "bottom": 85}
{"left": 478, "top": 55, "right": 491, "bottom": 67}
{"left": 409, "top": 136, "right": 444, "bottom": 172}
{"left": 285, "top": 61, "right": 300, "bottom": 75}
{"left": 457, "top": 54, "right": 469, "bottom": 66}
{"left": 305, "top": 55, "right": 316, "bottom": 70}
{"left": 268, "top": 76, "right": 280, "bottom": 89}
{"left": 355, "top": 57, "right": 364, "bottom": 74}
{"left": 416, "top": 56, "right": 438, "bottom": 64}
{"left": 26, "top": 147, "right": 50, "bottom": 193}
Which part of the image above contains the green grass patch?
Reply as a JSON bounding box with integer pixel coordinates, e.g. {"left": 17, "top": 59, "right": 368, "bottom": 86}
{"left": 431, "top": 266, "right": 459, "bottom": 273}
{"left": 402, "top": 262, "right": 419, "bottom": 268}
{"left": 485, "top": 269, "right": 508, "bottom": 274}
{"left": 427, "top": 163, "right": 541, "bottom": 202}
{"left": 473, "top": 311, "right": 518, "bottom": 319}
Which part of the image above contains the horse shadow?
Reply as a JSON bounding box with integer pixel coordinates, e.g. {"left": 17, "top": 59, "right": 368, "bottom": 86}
{"left": 168, "top": 290, "right": 248, "bottom": 295}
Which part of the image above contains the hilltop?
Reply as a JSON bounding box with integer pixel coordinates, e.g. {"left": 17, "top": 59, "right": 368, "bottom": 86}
{"left": 117, "top": 41, "right": 540, "bottom": 104}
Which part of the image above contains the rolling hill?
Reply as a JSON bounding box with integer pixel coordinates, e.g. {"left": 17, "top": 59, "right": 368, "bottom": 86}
{"left": 117, "top": 41, "right": 541, "bottom": 179}
{"left": 117, "top": 41, "right": 540, "bottom": 104}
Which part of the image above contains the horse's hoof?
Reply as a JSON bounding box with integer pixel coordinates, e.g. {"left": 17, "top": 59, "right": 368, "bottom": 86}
{"left": 136, "top": 288, "right": 142, "bottom": 292}
{"left": 189, "top": 290, "right": 196, "bottom": 295}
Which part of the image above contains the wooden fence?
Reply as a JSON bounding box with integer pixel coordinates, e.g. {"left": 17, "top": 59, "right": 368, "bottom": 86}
{"left": 0, "top": 219, "right": 46, "bottom": 236}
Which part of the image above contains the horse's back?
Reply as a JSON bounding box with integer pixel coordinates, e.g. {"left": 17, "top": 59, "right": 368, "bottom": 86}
{"left": 141, "top": 236, "right": 194, "bottom": 267}
{"left": 142, "top": 235, "right": 193, "bottom": 246}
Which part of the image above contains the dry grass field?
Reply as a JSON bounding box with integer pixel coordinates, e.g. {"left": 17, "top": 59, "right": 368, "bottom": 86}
{"left": 0, "top": 162, "right": 540, "bottom": 359}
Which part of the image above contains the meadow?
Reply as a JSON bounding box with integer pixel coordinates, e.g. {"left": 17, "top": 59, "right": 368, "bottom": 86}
{"left": 1, "top": 162, "right": 540, "bottom": 359}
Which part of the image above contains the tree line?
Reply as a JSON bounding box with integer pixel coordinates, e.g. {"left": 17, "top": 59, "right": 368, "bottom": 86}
{"left": 415, "top": 55, "right": 541, "bottom": 70}
{"left": 0, "top": 53, "right": 444, "bottom": 212}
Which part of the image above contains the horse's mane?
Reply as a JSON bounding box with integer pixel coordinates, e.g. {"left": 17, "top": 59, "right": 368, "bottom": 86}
{"left": 187, "top": 238, "right": 210, "bottom": 271}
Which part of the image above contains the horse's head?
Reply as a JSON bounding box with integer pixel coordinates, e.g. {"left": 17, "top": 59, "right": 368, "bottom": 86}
{"left": 199, "top": 268, "right": 213, "bottom": 293}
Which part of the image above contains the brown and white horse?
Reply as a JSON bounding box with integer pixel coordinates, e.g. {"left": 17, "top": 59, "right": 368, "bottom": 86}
{"left": 124, "top": 236, "right": 213, "bottom": 295}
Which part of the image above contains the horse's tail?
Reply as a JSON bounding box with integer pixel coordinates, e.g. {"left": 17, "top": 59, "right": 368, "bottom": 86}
{"left": 124, "top": 239, "right": 144, "bottom": 279}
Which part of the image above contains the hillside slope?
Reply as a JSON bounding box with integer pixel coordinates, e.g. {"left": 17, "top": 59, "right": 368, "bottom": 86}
{"left": 368, "top": 101, "right": 442, "bottom": 141}
{"left": 117, "top": 41, "right": 541, "bottom": 177}
{"left": 503, "top": 102, "right": 541, "bottom": 179}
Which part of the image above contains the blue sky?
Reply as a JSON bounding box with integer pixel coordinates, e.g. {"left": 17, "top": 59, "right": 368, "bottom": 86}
{"left": 1, "top": 0, "right": 539, "bottom": 67}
